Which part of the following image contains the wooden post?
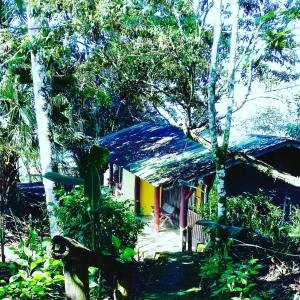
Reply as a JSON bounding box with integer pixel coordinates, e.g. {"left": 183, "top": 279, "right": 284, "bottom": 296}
{"left": 52, "top": 237, "right": 89, "bottom": 299}
{"left": 154, "top": 186, "right": 160, "bottom": 232}
{"left": 51, "top": 236, "right": 136, "bottom": 300}
{"left": 179, "top": 185, "right": 190, "bottom": 231}
{"left": 134, "top": 177, "right": 140, "bottom": 215}
{"left": 187, "top": 226, "right": 192, "bottom": 252}
{"left": 182, "top": 228, "right": 187, "bottom": 252}
{"left": 109, "top": 163, "right": 114, "bottom": 193}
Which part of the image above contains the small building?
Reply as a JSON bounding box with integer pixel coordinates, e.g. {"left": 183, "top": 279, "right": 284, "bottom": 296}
{"left": 100, "top": 122, "right": 300, "bottom": 234}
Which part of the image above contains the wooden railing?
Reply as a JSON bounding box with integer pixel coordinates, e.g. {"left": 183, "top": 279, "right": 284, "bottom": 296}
{"left": 51, "top": 236, "right": 137, "bottom": 300}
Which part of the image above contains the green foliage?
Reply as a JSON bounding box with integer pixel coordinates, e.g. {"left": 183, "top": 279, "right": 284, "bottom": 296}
{"left": 111, "top": 234, "right": 136, "bottom": 262}
{"left": 201, "top": 193, "right": 300, "bottom": 255}
{"left": 55, "top": 186, "right": 144, "bottom": 257}
{"left": 200, "top": 253, "right": 269, "bottom": 299}
{"left": 286, "top": 208, "right": 300, "bottom": 238}
{"left": 226, "top": 194, "right": 282, "bottom": 238}
{"left": 55, "top": 186, "right": 142, "bottom": 298}
{"left": 0, "top": 230, "right": 64, "bottom": 300}
{"left": 201, "top": 193, "right": 282, "bottom": 238}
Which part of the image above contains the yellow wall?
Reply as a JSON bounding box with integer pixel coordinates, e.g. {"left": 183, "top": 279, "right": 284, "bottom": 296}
{"left": 195, "top": 184, "right": 202, "bottom": 209}
{"left": 140, "top": 179, "right": 155, "bottom": 215}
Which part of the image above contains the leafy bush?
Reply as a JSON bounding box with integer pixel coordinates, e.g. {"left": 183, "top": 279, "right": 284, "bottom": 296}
{"left": 55, "top": 186, "right": 144, "bottom": 256}
{"left": 201, "top": 193, "right": 300, "bottom": 255}
{"left": 199, "top": 252, "right": 271, "bottom": 299}
{"left": 227, "top": 194, "right": 282, "bottom": 238}
{"left": 286, "top": 208, "right": 300, "bottom": 238}
{"left": 201, "top": 193, "right": 282, "bottom": 238}
{"left": 0, "top": 230, "right": 64, "bottom": 299}
{"left": 55, "top": 186, "right": 144, "bottom": 298}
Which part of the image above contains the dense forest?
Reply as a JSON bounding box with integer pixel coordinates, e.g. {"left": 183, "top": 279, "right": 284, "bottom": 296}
{"left": 0, "top": 0, "right": 300, "bottom": 299}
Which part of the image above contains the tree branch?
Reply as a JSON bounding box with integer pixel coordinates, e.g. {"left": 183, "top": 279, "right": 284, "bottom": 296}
{"left": 190, "top": 128, "right": 212, "bottom": 150}
{"left": 232, "top": 152, "right": 300, "bottom": 187}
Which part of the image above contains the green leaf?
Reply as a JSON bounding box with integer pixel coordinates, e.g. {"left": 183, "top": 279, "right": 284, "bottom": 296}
{"left": 89, "top": 281, "right": 98, "bottom": 288}
{"left": 44, "top": 172, "right": 84, "bottom": 185}
{"left": 18, "top": 270, "right": 28, "bottom": 279}
{"left": 32, "top": 271, "right": 44, "bottom": 281}
{"left": 16, "top": 258, "right": 28, "bottom": 267}
{"left": 112, "top": 235, "right": 121, "bottom": 249}
{"left": 122, "top": 247, "right": 136, "bottom": 258}
{"left": 51, "top": 259, "right": 61, "bottom": 266}
{"left": 9, "top": 274, "right": 20, "bottom": 283}
{"left": 248, "top": 258, "right": 259, "bottom": 264}
{"left": 20, "top": 108, "right": 33, "bottom": 126}
{"left": 262, "top": 11, "right": 276, "bottom": 22}
{"left": 53, "top": 274, "right": 64, "bottom": 281}
{"left": 30, "top": 258, "right": 45, "bottom": 270}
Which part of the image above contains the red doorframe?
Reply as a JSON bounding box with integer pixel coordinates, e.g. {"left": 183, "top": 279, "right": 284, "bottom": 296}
{"left": 180, "top": 185, "right": 195, "bottom": 230}
{"left": 154, "top": 186, "right": 160, "bottom": 232}
{"left": 134, "top": 176, "right": 140, "bottom": 214}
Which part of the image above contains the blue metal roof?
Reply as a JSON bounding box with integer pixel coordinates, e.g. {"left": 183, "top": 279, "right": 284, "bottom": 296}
{"left": 100, "top": 122, "right": 299, "bottom": 186}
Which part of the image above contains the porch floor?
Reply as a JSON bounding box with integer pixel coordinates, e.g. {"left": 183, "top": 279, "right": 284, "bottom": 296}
{"left": 135, "top": 217, "right": 181, "bottom": 260}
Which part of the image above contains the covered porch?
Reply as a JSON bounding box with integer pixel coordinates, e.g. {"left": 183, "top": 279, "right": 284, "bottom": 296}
{"left": 135, "top": 217, "right": 181, "bottom": 260}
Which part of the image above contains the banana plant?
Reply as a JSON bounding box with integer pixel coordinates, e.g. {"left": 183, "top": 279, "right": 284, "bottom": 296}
{"left": 44, "top": 145, "right": 109, "bottom": 250}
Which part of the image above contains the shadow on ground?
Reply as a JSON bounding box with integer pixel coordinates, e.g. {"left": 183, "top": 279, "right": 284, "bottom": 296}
{"left": 136, "top": 252, "right": 204, "bottom": 299}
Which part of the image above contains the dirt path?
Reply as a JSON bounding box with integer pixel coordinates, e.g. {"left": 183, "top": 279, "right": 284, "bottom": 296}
{"left": 136, "top": 252, "right": 204, "bottom": 299}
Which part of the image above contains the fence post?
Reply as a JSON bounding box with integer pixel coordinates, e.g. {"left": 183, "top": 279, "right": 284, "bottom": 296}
{"left": 182, "top": 228, "right": 187, "bottom": 252}
{"left": 187, "top": 226, "right": 192, "bottom": 252}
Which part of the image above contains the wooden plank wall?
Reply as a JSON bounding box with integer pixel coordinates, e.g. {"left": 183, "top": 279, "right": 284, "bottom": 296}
{"left": 187, "top": 209, "right": 209, "bottom": 244}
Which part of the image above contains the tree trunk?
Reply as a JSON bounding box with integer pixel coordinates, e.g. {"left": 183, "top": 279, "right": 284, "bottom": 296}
{"left": 26, "top": 7, "right": 59, "bottom": 236}
{"left": 215, "top": 156, "right": 227, "bottom": 224}
{"left": 216, "top": 0, "right": 239, "bottom": 225}
{"left": 207, "top": 0, "right": 226, "bottom": 223}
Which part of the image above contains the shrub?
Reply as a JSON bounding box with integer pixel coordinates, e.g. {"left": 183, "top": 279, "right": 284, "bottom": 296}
{"left": 201, "top": 193, "right": 300, "bottom": 255}
{"left": 287, "top": 208, "right": 300, "bottom": 238}
{"left": 199, "top": 252, "right": 271, "bottom": 299}
{"left": 55, "top": 186, "right": 144, "bottom": 256}
{"left": 201, "top": 193, "right": 283, "bottom": 238}
{"left": 227, "top": 194, "right": 282, "bottom": 238}
{"left": 0, "top": 230, "right": 64, "bottom": 299}
{"left": 55, "top": 186, "right": 144, "bottom": 298}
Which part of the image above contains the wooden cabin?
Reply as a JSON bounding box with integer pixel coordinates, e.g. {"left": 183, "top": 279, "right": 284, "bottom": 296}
{"left": 100, "top": 122, "right": 300, "bottom": 233}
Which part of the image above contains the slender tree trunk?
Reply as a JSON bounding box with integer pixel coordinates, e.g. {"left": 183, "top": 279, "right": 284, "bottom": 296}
{"left": 207, "top": 0, "right": 227, "bottom": 224}
{"left": 217, "top": 0, "right": 239, "bottom": 225}
{"left": 27, "top": 6, "right": 59, "bottom": 236}
{"left": 207, "top": 0, "right": 240, "bottom": 225}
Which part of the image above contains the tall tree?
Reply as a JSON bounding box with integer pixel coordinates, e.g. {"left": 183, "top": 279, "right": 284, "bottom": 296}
{"left": 26, "top": 2, "right": 59, "bottom": 235}
{"left": 205, "top": 0, "right": 300, "bottom": 223}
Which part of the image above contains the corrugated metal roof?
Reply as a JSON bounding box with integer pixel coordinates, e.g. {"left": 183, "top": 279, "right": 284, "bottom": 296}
{"left": 100, "top": 122, "right": 299, "bottom": 187}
